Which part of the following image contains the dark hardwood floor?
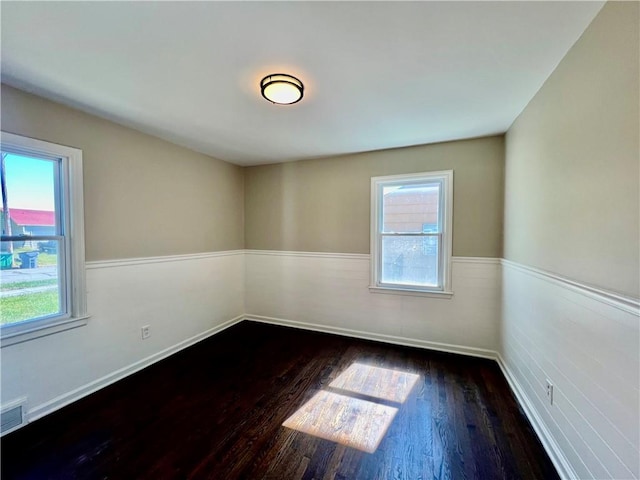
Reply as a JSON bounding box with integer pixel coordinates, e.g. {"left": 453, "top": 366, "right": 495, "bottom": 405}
{"left": 1, "top": 321, "right": 559, "bottom": 480}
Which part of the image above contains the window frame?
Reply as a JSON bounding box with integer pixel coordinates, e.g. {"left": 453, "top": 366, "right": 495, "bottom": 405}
{"left": 369, "top": 170, "right": 454, "bottom": 298}
{"left": 1, "top": 132, "right": 88, "bottom": 347}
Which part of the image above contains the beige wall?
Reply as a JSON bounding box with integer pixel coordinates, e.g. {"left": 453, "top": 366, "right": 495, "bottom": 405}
{"left": 504, "top": 1, "right": 639, "bottom": 297}
{"left": 245, "top": 136, "right": 505, "bottom": 257}
{"left": 501, "top": 4, "right": 639, "bottom": 478}
{"left": 1, "top": 84, "right": 244, "bottom": 261}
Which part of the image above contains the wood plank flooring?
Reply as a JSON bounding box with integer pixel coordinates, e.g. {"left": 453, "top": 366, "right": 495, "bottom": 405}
{"left": 1, "top": 321, "right": 559, "bottom": 480}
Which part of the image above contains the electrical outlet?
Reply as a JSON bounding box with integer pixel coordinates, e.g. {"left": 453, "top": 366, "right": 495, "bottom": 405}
{"left": 141, "top": 325, "right": 151, "bottom": 340}
{"left": 545, "top": 379, "right": 553, "bottom": 405}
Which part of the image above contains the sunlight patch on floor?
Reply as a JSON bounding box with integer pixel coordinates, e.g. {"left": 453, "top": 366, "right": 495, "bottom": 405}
{"left": 282, "top": 390, "right": 398, "bottom": 453}
{"left": 329, "top": 363, "right": 420, "bottom": 403}
{"left": 283, "top": 362, "right": 421, "bottom": 453}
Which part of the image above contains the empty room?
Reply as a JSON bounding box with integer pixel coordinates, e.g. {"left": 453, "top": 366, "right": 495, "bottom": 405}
{"left": 0, "top": 1, "right": 638, "bottom": 479}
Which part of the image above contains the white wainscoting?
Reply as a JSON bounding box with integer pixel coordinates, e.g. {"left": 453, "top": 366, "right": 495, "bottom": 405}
{"left": 0, "top": 251, "right": 245, "bottom": 426}
{"left": 500, "top": 259, "right": 639, "bottom": 480}
{"left": 4, "top": 249, "right": 636, "bottom": 480}
{"left": 245, "top": 250, "right": 501, "bottom": 357}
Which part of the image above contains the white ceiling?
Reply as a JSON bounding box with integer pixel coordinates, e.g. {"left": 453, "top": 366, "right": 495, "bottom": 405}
{"left": 1, "top": 1, "right": 604, "bottom": 166}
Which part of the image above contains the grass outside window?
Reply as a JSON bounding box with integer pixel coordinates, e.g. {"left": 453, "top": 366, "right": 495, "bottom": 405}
{"left": 1, "top": 290, "right": 59, "bottom": 325}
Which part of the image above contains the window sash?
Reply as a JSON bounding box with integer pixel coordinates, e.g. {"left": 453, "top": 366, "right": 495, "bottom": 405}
{"left": 1, "top": 132, "right": 87, "bottom": 347}
{"left": 370, "top": 170, "right": 453, "bottom": 295}
{"left": 1, "top": 150, "right": 69, "bottom": 326}
{"left": 380, "top": 179, "right": 444, "bottom": 235}
{"left": 0, "top": 235, "right": 69, "bottom": 322}
{"left": 378, "top": 233, "right": 442, "bottom": 289}
{"left": 0, "top": 158, "right": 72, "bottom": 326}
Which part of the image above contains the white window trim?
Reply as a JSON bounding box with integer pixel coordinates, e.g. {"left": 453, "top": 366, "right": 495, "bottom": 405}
{"left": 369, "top": 170, "right": 454, "bottom": 297}
{"left": 1, "top": 132, "right": 88, "bottom": 347}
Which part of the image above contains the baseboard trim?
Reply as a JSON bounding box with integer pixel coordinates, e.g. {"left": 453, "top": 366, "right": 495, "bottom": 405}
{"left": 243, "top": 314, "right": 498, "bottom": 360}
{"left": 496, "top": 353, "right": 578, "bottom": 480}
{"left": 26, "top": 315, "right": 244, "bottom": 424}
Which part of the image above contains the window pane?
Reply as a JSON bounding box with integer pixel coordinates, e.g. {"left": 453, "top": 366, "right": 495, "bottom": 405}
{"left": 1, "top": 152, "right": 59, "bottom": 237}
{"left": 1, "top": 151, "right": 63, "bottom": 326}
{"left": 381, "top": 236, "right": 439, "bottom": 287}
{"left": 382, "top": 183, "right": 440, "bottom": 233}
{"left": 0, "top": 239, "right": 62, "bottom": 326}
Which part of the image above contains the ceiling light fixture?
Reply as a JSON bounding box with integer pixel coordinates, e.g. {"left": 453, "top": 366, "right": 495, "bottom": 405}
{"left": 260, "top": 73, "right": 304, "bottom": 105}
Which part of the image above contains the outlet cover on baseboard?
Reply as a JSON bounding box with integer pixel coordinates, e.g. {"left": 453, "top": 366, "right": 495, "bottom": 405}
{"left": 545, "top": 379, "right": 554, "bottom": 405}
{"left": 141, "top": 325, "right": 151, "bottom": 340}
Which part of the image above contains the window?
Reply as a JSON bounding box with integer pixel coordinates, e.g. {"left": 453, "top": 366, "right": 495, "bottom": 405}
{"left": 1, "top": 132, "right": 87, "bottom": 346}
{"left": 370, "top": 170, "right": 453, "bottom": 297}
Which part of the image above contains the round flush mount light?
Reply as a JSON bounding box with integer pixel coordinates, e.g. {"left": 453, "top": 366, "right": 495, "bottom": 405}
{"left": 260, "top": 73, "right": 304, "bottom": 105}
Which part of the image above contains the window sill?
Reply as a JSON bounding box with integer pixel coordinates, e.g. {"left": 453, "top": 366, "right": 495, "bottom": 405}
{"left": 368, "top": 286, "right": 454, "bottom": 299}
{"left": 1, "top": 315, "right": 90, "bottom": 348}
